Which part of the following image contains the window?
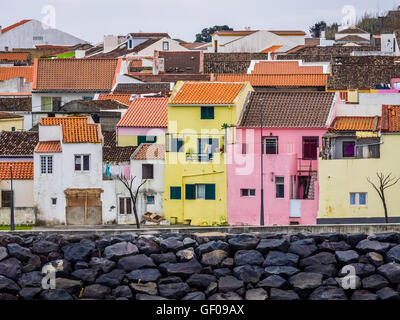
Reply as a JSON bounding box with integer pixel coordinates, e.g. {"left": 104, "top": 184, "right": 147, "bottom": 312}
{"left": 162, "top": 41, "right": 169, "bottom": 51}
{"left": 198, "top": 138, "right": 219, "bottom": 161}
{"left": 52, "top": 97, "right": 61, "bottom": 110}
{"left": 275, "top": 177, "right": 284, "bottom": 198}
{"left": 343, "top": 141, "right": 355, "bottom": 158}
{"left": 138, "top": 136, "right": 156, "bottom": 145}
{"left": 170, "top": 187, "right": 181, "bottom": 199}
{"left": 201, "top": 107, "right": 214, "bottom": 119}
{"left": 119, "top": 197, "right": 132, "bottom": 214}
{"left": 128, "top": 39, "right": 133, "bottom": 49}
{"left": 185, "top": 184, "right": 215, "bottom": 200}
{"left": 82, "top": 96, "right": 93, "bottom": 101}
{"left": 241, "top": 189, "right": 256, "bottom": 197}
{"left": 171, "top": 138, "right": 184, "bottom": 152}
{"left": 51, "top": 198, "right": 57, "bottom": 205}
{"left": 350, "top": 192, "right": 367, "bottom": 206}
{"left": 41, "top": 97, "right": 52, "bottom": 111}
{"left": 303, "top": 137, "right": 319, "bottom": 160}
{"left": 1, "top": 190, "right": 12, "bottom": 207}
{"left": 11, "top": 127, "right": 15, "bottom": 132}
{"left": 75, "top": 155, "right": 90, "bottom": 171}
{"left": 264, "top": 137, "right": 278, "bottom": 154}
{"left": 146, "top": 196, "right": 155, "bottom": 204}
{"left": 33, "top": 36, "right": 43, "bottom": 41}
{"left": 142, "top": 164, "right": 154, "bottom": 179}
{"left": 40, "top": 156, "right": 53, "bottom": 174}
{"left": 242, "top": 143, "right": 248, "bottom": 154}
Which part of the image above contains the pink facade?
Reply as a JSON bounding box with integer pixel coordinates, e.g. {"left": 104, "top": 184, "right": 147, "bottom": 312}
{"left": 227, "top": 127, "right": 327, "bottom": 226}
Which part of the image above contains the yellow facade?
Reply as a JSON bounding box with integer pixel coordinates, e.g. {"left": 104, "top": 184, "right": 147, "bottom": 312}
{"left": 318, "top": 134, "right": 400, "bottom": 223}
{"left": 0, "top": 117, "right": 24, "bottom": 132}
{"left": 163, "top": 82, "right": 253, "bottom": 226}
{"left": 117, "top": 135, "right": 165, "bottom": 147}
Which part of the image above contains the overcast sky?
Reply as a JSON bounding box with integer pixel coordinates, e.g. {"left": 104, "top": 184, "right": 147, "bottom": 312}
{"left": 0, "top": 0, "right": 399, "bottom": 44}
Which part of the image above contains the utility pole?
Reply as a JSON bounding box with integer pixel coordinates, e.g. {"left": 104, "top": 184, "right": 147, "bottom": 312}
{"left": 10, "top": 164, "right": 14, "bottom": 231}
{"left": 260, "top": 99, "right": 264, "bottom": 226}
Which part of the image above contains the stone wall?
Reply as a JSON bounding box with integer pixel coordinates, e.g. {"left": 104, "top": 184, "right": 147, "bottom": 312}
{"left": 0, "top": 231, "right": 400, "bottom": 300}
{"left": 0, "top": 207, "right": 36, "bottom": 226}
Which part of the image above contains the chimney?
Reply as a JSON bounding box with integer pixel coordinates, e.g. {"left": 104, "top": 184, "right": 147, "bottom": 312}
{"left": 103, "top": 35, "right": 119, "bottom": 53}
{"left": 4, "top": 46, "right": 8, "bottom": 52}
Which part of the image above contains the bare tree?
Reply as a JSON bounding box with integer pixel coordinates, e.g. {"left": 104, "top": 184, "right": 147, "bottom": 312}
{"left": 367, "top": 172, "right": 400, "bottom": 223}
{"left": 118, "top": 175, "right": 147, "bottom": 229}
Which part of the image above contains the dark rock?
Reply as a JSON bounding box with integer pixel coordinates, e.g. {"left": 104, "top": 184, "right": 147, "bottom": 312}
{"left": 309, "top": 286, "right": 347, "bottom": 300}
{"left": 289, "top": 272, "right": 323, "bottom": 297}
{"left": 82, "top": 284, "right": 111, "bottom": 299}
{"left": 386, "top": 245, "right": 400, "bottom": 263}
{"left": 32, "top": 240, "right": 59, "bottom": 255}
{"left": 218, "top": 275, "right": 243, "bottom": 293}
{"left": 304, "top": 263, "right": 337, "bottom": 278}
{"left": 195, "top": 240, "right": 229, "bottom": 255}
{"left": 0, "top": 293, "right": 18, "bottom": 300}
{"left": 208, "top": 292, "right": 242, "bottom": 300}
{"left": 319, "top": 241, "right": 351, "bottom": 252}
{"left": 158, "top": 276, "right": 182, "bottom": 284}
{"left": 264, "top": 266, "right": 300, "bottom": 278}
{"left": 372, "top": 233, "right": 400, "bottom": 243}
{"left": 339, "top": 263, "right": 375, "bottom": 278}
{"left": 233, "top": 265, "right": 264, "bottom": 283}
{"left": 362, "top": 274, "right": 389, "bottom": 290}
{"left": 186, "top": 274, "right": 216, "bottom": 289}
{"left": 72, "top": 268, "right": 99, "bottom": 283}
{"left": 270, "top": 288, "right": 300, "bottom": 300}
{"left": 19, "top": 287, "right": 41, "bottom": 300}
{"left": 22, "top": 255, "right": 41, "bottom": 272}
{"left": 228, "top": 235, "right": 259, "bottom": 250}
{"left": 55, "top": 278, "right": 83, "bottom": 293}
{"left": 137, "top": 237, "right": 160, "bottom": 255}
{"left": 159, "top": 259, "right": 203, "bottom": 277}
{"left": 263, "top": 251, "right": 299, "bottom": 267}
{"left": 183, "top": 237, "right": 197, "bottom": 248}
{"left": 213, "top": 268, "right": 232, "bottom": 278}
{"left": 182, "top": 291, "right": 206, "bottom": 300}
{"left": 351, "top": 290, "right": 378, "bottom": 300}
{"left": 376, "top": 287, "right": 400, "bottom": 300}
{"left": 47, "top": 251, "right": 62, "bottom": 261}
{"left": 127, "top": 268, "right": 161, "bottom": 283}
{"left": 7, "top": 243, "right": 32, "bottom": 262}
{"left": 103, "top": 242, "right": 138, "bottom": 261}
{"left": 75, "top": 261, "right": 89, "bottom": 270}
{"left": 40, "top": 289, "right": 73, "bottom": 300}
{"left": 89, "top": 257, "right": 116, "bottom": 273}
{"left": 234, "top": 250, "right": 264, "bottom": 266}
{"left": 18, "top": 271, "right": 42, "bottom": 287}
{"left": 160, "top": 238, "right": 184, "bottom": 253}
{"left": 356, "top": 239, "right": 391, "bottom": 254}
{"left": 320, "top": 233, "right": 347, "bottom": 242}
{"left": 158, "top": 282, "right": 190, "bottom": 299}
{"left": 323, "top": 277, "right": 339, "bottom": 286}
{"left": 62, "top": 242, "right": 95, "bottom": 262}
{"left": 136, "top": 293, "right": 169, "bottom": 300}
{"left": 117, "top": 254, "right": 155, "bottom": 271}
{"left": 0, "top": 275, "right": 20, "bottom": 293}
{"left": 256, "top": 239, "right": 289, "bottom": 254}
{"left": 366, "top": 252, "right": 384, "bottom": 266}
{"left": 289, "top": 239, "right": 317, "bottom": 258}
{"left": 130, "top": 282, "right": 157, "bottom": 295}
{"left": 257, "top": 275, "right": 288, "bottom": 289}
{"left": 204, "top": 282, "right": 217, "bottom": 296}
{"left": 150, "top": 253, "right": 177, "bottom": 265}
{"left": 112, "top": 285, "right": 133, "bottom": 299}
{"left": 0, "top": 257, "right": 21, "bottom": 280}
{"left": 377, "top": 263, "right": 400, "bottom": 284}
{"left": 335, "top": 250, "right": 359, "bottom": 264}
{"left": 347, "top": 233, "right": 368, "bottom": 247}
{"left": 299, "top": 252, "right": 336, "bottom": 267}
{"left": 96, "top": 269, "right": 126, "bottom": 287}
{"left": 97, "top": 238, "right": 111, "bottom": 252}
{"left": 0, "top": 247, "right": 8, "bottom": 262}
{"left": 245, "top": 288, "right": 268, "bottom": 300}
{"left": 176, "top": 248, "right": 195, "bottom": 262}
{"left": 201, "top": 250, "right": 228, "bottom": 267}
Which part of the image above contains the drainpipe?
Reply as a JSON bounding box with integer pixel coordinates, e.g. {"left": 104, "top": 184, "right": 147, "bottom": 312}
{"left": 10, "top": 164, "right": 14, "bottom": 231}
{"left": 260, "top": 100, "right": 264, "bottom": 226}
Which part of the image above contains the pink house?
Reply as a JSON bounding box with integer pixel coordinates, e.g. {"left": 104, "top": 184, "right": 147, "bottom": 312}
{"left": 227, "top": 91, "right": 337, "bottom": 226}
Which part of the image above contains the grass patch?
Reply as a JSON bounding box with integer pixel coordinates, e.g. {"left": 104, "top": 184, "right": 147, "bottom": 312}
{"left": 0, "top": 226, "right": 33, "bottom": 230}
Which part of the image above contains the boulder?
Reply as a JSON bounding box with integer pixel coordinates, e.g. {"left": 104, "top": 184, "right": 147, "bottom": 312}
{"left": 71, "top": 268, "right": 99, "bottom": 283}
{"left": 40, "top": 289, "right": 73, "bottom": 300}
{"left": 22, "top": 255, "right": 42, "bottom": 273}
{"left": 0, "top": 275, "right": 20, "bottom": 294}
{"left": 32, "top": 240, "right": 59, "bottom": 255}
{"left": 7, "top": 243, "right": 32, "bottom": 262}
{"left": 351, "top": 290, "right": 378, "bottom": 300}
{"left": 304, "top": 263, "right": 337, "bottom": 278}
{"left": 366, "top": 252, "right": 384, "bottom": 266}
{"left": 176, "top": 248, "right": 195, "bottom": 262}
{"left": 82, "top": 284, "right": 111, "bottom": 299}
{"left": 319, "top": 241, "right": 351, "bottom": 252}
{"left": 117, "top": 254, "right": 155, "bottom": 271}
{"left": 103, "top": 242, "right": 138, "bottom": 261}
{"left": 0, "top": 257, "right": 21, "bottom": 280}
{"left": 55, "top": 278, "right": 83, "bottom": 293}
{"left": 75, "top": 261, "right": 89, "bottom": 270}
{"left": 269, "top": 288, "right": 300, "bottom": 300}
{"left": 289, "top": 272, "right": 323, "bottom": 297}
{"left": 347, "top": 233, "right": 368, "bottom": 247}
{"left": 186, "top": 274, "right": 216, "bottom": 289}
{"left": 150, "top": 253, "right": 177, "bottom": 265}
{"left": 137, "top": 237, "right": 160, "bottom": 255}
{"left": 335, "top": 250, "right": 359, "bottom": 264}
{"left": 218, "top": 275, "right": 244, "bottom": 293}
{"left": 201, "top": 250, "right": 228, "bottom": 267}
{"left": 228, "top": 235, "right": 259, "bottom": 251}
{"left": 356, "top": 239, "right": 391, "bottom": 254}
{"left": 256, "top": 239, "right": 289, "bottom": 253}
{"left": 221, "top": 257, "right": 234, "bottom": 268}
{"left": 112, "top": 285, "right": 133, "bottom": 299}
{"left": 386, "top": 245, "right": 400, "bottom": 263}
{"left": 264, "top": 266, "right": 300, "bottom": 278}
{"left": 205, "top": 282, "right": 218, "bottom": 296}
{"left": 160, "top": 238, "right": 185, "bottom": 253}
{"left": 257, "top": 275, "right": 288, "bottom": 289}
{"left": 158, "top": 282, "right": 190, "bottom": 299}
{"left": 233, "top": 265, "right": 264, "bottom": 283}
{"left": 245, "top": 288, "right": 268, "bottom": 300}
{"left": 373, "top": 233, "right": 400, "bottom": 243}
{"left": 158, "top": 276, "right": 183, "bottom": 284}
{"left": 376, "top": 287, "right": 400, "bottom": 300}
{"left": 234, "top": 250, "right": 264, "bottom": 266}
{"left": 309, "top": 286, "right": 347, "bottom": 300}
{"left": 130, "top": 282, "right": 157, "bottom": 295}
{"left": 96, "top": 269, "right": 126, "bottom": 287}
{"left": 289, "top": 239, "right": 317, "bottom": 258}
{"left": 0, "top": 247, "right": 8, "bottom": 262}
{"left": 159, "top": 259, "right": 203, "bottom": 278}
{"left": 299, "top": 252, "right": 336, "bottom": 267}
{"left": 62, "top": 242, "right": 95, "bottom": 262}
{"left": 89, "top": 257, "right": 116, "bottom": 273}
{"left": 362, "top": 274, "right": 389, "bottom": 290}
{"left": 18, "top": 271, "right": 42, "bottom": 287}
{"left": 377, "top": 263, "right": 400, "bottom": 284}
{"left": 213, "top": 268, "right": 232, "bottom": 278}
{"left": 195, "top": 240, "right": 229, "bottom": 255}
{"left": 208, "top": 292, "right": 242, "bottom": 300}
{"left": 182, "top": 291, "right": 206, "bottom": 300}
{"left": 127, "top": 268, "right": 161, "bottom": 283}
{"left": 263, "top": 251, "right": 299, "bottom": 267}
{"left": 19, "top": 287, "right": 41, "bottom": 300}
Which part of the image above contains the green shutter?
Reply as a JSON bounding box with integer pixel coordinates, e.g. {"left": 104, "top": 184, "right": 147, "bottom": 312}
{"left": 170, "top": 186, "right": 181, "bottom": 200}
{"left": 137, "top": 136, "right": 156, "bottom": 145}
{"left": 201, "top": 107, "right": 214, "bottom": 119}
{"left": 205, "top": 184, "right": 216, "bottom": 200}
{"left": 185, "top": 184, "right": 196, "bottom": 200}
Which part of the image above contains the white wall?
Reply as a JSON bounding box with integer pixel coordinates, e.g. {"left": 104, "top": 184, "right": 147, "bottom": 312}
{"left": 0, "top": 77, "right": 32, "bottom": 93}
{"left": 0, "top": 179, "right": 34, "bottom": 207}
{"left": 32, "top": 92, "right": 96, "bottom": 112}
{"left": 136, "top": 38, "right": 189, "bottom": 56}
{"left": 335, "top": 103, "right": 382, "bottom": 117}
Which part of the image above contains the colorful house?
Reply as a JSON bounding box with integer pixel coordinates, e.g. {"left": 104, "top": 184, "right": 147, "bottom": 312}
{"left": 228, "top": 91, "right": 336, "bottom": 226}
{"left": 0, "top": 112, "right": 24, "bottom": 131}
{"left": 116, "top": 97, "right": 168, "bottom": 147}
{"left": 164, "top": 81, "right": 253, "bottom": 226}
{"left": 318, "top": 105, "right": 400, "bottom": 223}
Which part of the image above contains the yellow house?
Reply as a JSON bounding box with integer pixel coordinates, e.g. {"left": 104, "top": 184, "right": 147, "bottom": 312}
{"left": 318, "top": 105, "right": 400, "bottom": 223}
{"left": 0, "top": 112, "right": 24, "bottom": 132}
{"left": 163, "top": 81, "right": 253, "bottom": 226}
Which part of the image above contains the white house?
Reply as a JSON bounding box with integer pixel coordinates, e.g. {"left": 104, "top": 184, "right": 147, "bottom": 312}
{"left": 0, "top": 19, "right": 87, "bottom": 51}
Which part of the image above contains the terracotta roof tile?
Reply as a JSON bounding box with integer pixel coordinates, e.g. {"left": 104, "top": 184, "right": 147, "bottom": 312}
{"left": 0, "top": 161, "right": 33, "bottom": 180}
{"left": 34, "top": 59, "right": 118, "bottom": 91}
{"left": 113, "top": 82, "right": 171, "bottom": 94}
{"left": 381, "top": 105, "right": 400, "bottom": 132}
{"left": 103, "top": 131, "right": 137, "bottom": 163}
{"left": 330, "top": 116, "right": 381, "bottom": 131}
{"left": 337, "top": 27, "right": 369, "bottom": 34}
{"left": 132, "top": 143, "right": 165, "bottom": 160}
{"left": 0, "top": 111, "right": 23, "bottom": 119}
{"left": 251, "top": 61, "right": 324, "bottom": 75}
{"left": 0, "top": 97, "right": 31, "bottom": 111}
{"left": 336, "top": 35, "right": 370, "bottom": 42}
{"left": 217, "top": 74, "right": 327, "bottom": 87}
{"left": 117, "top": 97, "right": 168, "bottom": 127}
{"left": 0, "top": 67, "right": 33, "bottom": 82}
{"left": 0, "top": 52, "right": 30, "bottom": 62}
{"left": 34, "top": 141, "right": 62, "bottom": 153}
{"left": 240, "top": 91, "right": 335, "bottom": 128}
{"left": 1, "top": 20, "right": 31, "bottom": 33}
{"left": 170, "top": 82, "right": 245, "bottom": 104}
{"left": 260, "top": 45, "right": 283, "bottom": 53}
{"left": 0, "top": 131, "right": 38, "bottom": 156}
{"left": 40, "top": 117, "right": 101, "bottom": 143}
{"left": 98, "top": 94, "right": 132, "bottom": 106}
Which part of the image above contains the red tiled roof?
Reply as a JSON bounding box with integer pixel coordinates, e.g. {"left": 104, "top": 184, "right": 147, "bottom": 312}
{"left": 260, "top": 45, "right": 283, "bottom": 53}
{"left": 337, "top": 35, "right": 370, "bottom": 42}
{"left": 0, "top": 111, "right": 23, "bottom": 119}
{"left": 98, "top": 94, "right": 131, "bottom": 106}
{"left": 381, "top": 105, "right": 400, "bottom": 132}
{"left": 34, "top": 141, "right": 62, "bottom": 153}
{"left": 217, "top": 74, "right": 327, "bottom": 87}
{"left": 0, "top": 67, "right": 33, "bottom": 82}
{"left": 117, "top": 97, "right": 168, "bottom": 128}
{"left": 40, "top": 117, "right": 101, "bottom": 143}
{"left": 34, "top": 59, "right": 119, "bottom": 91}
{"left": 337, "top": 27, "right": 369, "bottom": 34}
{"left": 269, "top": 30, "right": 306, "bottom": 36}
{"left": 330, "top": 117, "right": 380, "bottom": 131}
{"left": 212, "top": 30, "right": 257, "bottom": 37}
{"left": 132, "top": 143, "right": 165, "bottom": 160}
{"left": 170, "top": 82, "right": 246, "bottom": 104}
{"left": 251, "top": 61, "right": 324, "bottom": 75}
{"left": 0, "top": 52, "right": 30, "bottom": 61}
{"left": 0, "top": 161, "right": 33, "bottom": 180}
{"left": 2, "top": 20, "right": 31, "bottom": 33}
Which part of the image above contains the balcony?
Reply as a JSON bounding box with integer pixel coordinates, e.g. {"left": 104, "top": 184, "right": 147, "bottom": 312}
{"left": 186, "top": 153, "right": 214, "bottom": 162}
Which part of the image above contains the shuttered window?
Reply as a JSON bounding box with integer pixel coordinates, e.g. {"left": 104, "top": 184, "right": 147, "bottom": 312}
{"left": 185, "top": 184, "right": 196, "bottom": 200}
{"left": 170, "top": 187, "right": 181, "bottom": 199}
{"left": 185, "top": 184, "right": 215, "bottom": 200}
{"left": 142, "top": 164, "right": 154, "bottom": 179}
{"left": 1, "top": 190, "right": 12, "bottom": 208}
{"left": 302, "top": 136, "right": 319, "bottom": 160}
{"left": 138, "top": 136, "right": 156, "bottom": 145}
{"left": 201, "top": 107, "right": 214, "bottom": 119}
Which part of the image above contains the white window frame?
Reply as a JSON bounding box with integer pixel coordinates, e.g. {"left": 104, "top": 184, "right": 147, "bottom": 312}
{"left": 162, "top": 41, "right": 169, "bottom": 51}
{"left": 241, "top": 189, "right": 256, "bottom": 197}
{"left": 40, "top": 155, "right": 53, "bottom": 174}
{"left": 350, "top": 192, "right": 367, "bottom": 207}
{"left": 74, "top": 154, "right": 90, "bottom": 172}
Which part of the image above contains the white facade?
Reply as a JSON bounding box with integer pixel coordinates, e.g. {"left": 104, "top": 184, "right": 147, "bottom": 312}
{"left": 0, "top": 20, "right": 87, "bottom": 51}
{"left": 136, "top": 38, "right": 189, "bottom": 56}
{"left": 381, "top": 33, "right": 400, "bottom": 54}
{"left": 0, "top": 77, "right": 32, "bottom": 93}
